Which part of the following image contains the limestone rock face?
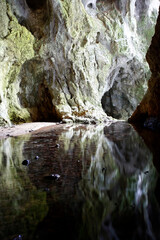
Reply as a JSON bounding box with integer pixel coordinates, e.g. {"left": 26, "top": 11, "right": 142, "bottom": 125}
{"left": 0, "top": 0, "right": 35, "bottom": 125}
{"left": 99, "top": 0, "right": 159, "bottom": 119}
{"left": 129, "top": 9, "right": 160, "bottom": 124}
{"left": 0, "top": 0, "right": 159, "bottom": 125}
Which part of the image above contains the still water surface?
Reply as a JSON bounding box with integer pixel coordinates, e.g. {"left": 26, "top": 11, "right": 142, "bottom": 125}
{"left": 0, "top": 122, "right": 159, "bottom": 240}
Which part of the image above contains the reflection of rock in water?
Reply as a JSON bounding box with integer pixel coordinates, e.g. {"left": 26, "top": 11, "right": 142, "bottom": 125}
{"left": 23, "top": 124, "right": 105, "bottom": 240}
{"left": 0, "top": 136, "right": 48, "bottom": 240}
{"left": 78, "top": 122, "right": 157, "bottom": 240}
{"left": 0, "top": 123, "right": 159, "bottom": 240}
{"left": 131, "top": 125, "right": 160, "bottom": 173}
{"left": 104, "top": 122, "right": 151, "bottom": 176}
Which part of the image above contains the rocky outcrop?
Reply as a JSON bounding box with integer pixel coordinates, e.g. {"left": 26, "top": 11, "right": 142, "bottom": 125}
{"left": 100, "top": 0, "right": 159, "bottom": 119}
{"left": 0, "top": 0, "right": 35, "bottom": 125}
{"left": 129, "top": 8, "right": 160, "bottom": 124}
{"left": 0, "top": 0, "right": 159, "bottom": 125}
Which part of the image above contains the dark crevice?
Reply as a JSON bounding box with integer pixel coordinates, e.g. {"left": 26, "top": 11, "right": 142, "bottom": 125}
{"left": 87, "top": 3, "right": 93, "bottom": 8}
{"left": 35, "top": 84, "right": 61, "bottom": 122}
{"left": 26, "top": 0, "right": 47, "bottom": 10}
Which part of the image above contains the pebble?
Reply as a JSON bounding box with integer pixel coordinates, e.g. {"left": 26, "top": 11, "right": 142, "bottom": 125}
{"left": 22, "top": 160, "right": 30, "bottom": 166}
{"left": 54, "top": 174, "right": 60, "bottom": 180}
{"left": 13, "top": 235, "right": 22, "bottom": 240}
{"left": 102, "top": 167, "right": 107, "bottom": 172}
{"left": 44, "top": 174, "right": 60, "bottom": 181}
{"left": 54, "top": 144, "right": 60, "bottom": 148}
{"left": 144, "top": 117, "right": 160, "bottom": 131}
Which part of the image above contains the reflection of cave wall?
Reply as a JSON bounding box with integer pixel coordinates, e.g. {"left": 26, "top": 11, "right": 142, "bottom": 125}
{"left": 0, "top": 136, "right": 48, "bottom": 240}
{"left": 78, "top": 122, "right": 156, "bottom": 240}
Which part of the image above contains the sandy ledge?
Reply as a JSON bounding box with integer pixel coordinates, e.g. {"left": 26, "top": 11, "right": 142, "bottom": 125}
{"left": 0, "top": 122, "right": 59, "bottom": 139}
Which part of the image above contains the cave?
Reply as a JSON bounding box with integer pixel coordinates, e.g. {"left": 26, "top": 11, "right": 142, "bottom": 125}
{"left": 1, "top": 0, "right": 160, "bottom": 240}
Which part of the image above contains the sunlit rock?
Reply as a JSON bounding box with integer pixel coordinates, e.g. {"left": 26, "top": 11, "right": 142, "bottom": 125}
{"left": 82, "top": 0, "right": 97, "bottom": 9}
{"left": 0, "top": 1, "right": 34, "bottom": 125}
{"left": 0, "top": 0, "right": 159, "bottom": 124}
{"left": 82, "top": 0, "right": 97, "bottom": 15}
{"left": 99, "top": 0, "right": 159, "bottom": 119}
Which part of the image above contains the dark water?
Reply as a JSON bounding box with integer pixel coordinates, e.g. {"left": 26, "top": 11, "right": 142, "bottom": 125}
{"left": 0, "top": 122, "right": 160, "bottom": 240}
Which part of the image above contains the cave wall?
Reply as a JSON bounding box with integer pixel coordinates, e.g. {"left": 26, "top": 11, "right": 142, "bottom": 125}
{"left": 0, "top": 0, "right": 159, "bottom": 125}
{"left": 100, "top": 0, "right": 159, "bottom": 119}
{"left": 129, "top": 8, "right": 160, "bottom": 124}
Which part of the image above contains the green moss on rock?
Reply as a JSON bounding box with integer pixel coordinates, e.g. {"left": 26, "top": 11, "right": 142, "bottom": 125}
{"left": 0, "top": 3, "right": 35, "bottom": 125}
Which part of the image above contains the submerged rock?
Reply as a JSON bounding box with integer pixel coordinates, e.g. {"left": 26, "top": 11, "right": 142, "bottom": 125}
{"left": 13, "top": 234, "right": 22, "bottom": 240}
{"left": 143, "top": 117, "right": 160, "bottom": 131}
{"left": 22, "top": 160, "right": 30, "bottom": 166}
{"left": 44, "top": 174, "right": 60, "bottom": 181}
{"left": 43, "top": 188, "right": 50, "bottom": 192}
{"left": 54, "top": 144, "right": 60, "bottom": 148}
